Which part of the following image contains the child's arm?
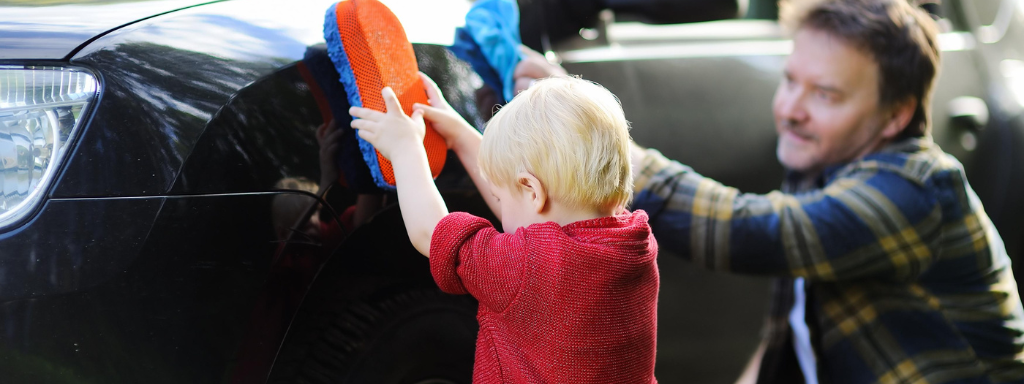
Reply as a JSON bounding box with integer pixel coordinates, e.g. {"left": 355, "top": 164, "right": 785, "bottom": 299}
{"left": 349, "top": 87, "right": 446, "bottom": 257}
{"left": 412, "top": 73, "right": 501, "bottom": 220}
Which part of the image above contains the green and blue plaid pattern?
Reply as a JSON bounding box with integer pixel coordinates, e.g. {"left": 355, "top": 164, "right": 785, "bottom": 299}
{"left": 632, "top": 138, "right": 1024, "bottom": 384}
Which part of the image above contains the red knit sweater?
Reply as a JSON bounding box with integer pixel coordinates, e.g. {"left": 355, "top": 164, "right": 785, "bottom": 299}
{"left": 430, "top": 210, "right": 659, "bottom": 383}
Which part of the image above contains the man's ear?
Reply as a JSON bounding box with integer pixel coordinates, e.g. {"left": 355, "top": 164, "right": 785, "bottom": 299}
{"left": 881, "top": 98, "right": 917, "bottom": 139}
{"left": 517, "top": 172, "right": 547, "bottom": 214}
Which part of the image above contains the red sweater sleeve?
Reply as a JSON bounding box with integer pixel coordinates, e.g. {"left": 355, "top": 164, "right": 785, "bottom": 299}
{"left": 429, "top": 212, "right": 526, "bottom": 312}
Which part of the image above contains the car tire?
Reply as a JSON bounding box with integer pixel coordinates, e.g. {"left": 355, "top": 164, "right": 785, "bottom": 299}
{"left": 269, "top": 288, "right": 478, "bottom": 384}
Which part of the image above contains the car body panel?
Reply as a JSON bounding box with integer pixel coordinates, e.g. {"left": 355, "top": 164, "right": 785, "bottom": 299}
{"left": 53, "top": 0, "right": 473, "bottom": 198}
{"left": 55, "top": 2, "right": 315, "bottom": 198}
{"left": 0, "top": 0, "right": 221, "bottom": 60}
{"left": 0, "top": 198, "right": 162, "bottom": 303}
{"left": 0, "top": 195, "right": 266, "bottom": 382}
{"left": 0, "top": 0, "right": 487, "bottom": 382}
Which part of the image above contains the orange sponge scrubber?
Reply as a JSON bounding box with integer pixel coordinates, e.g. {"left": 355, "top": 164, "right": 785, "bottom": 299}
{"left": 324, "top": 0, "right": 447, "bottom": 190}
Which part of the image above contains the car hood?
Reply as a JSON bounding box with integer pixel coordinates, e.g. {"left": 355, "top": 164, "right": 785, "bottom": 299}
{"left": 0, "top": 0, "right": 220, "bottom": 60}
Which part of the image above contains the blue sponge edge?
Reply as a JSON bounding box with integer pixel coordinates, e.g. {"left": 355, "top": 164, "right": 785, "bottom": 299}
{"left": 324, "top": 3, "right": 395, "bottom": 191}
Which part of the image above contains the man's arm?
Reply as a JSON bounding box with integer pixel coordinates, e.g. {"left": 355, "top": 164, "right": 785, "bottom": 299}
{"left": 631, "top": 147, "right": 942, "bottom": 282}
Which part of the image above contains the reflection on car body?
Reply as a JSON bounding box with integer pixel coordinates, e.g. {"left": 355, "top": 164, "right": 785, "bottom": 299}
{"left": 0, "top": 0, "right": 486, "bottom": 382}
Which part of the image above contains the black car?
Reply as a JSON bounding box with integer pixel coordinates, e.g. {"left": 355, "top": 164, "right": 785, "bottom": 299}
{"left": 1, "top": 0, "right": 492, "bottom": 382}
{"left": 1, "top": 0, "right": 1022, "bottom": 383}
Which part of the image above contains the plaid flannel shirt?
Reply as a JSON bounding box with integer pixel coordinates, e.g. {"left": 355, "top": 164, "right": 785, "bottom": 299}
{"left": 632, "top": 137, "right": 1024, "bottom": 384}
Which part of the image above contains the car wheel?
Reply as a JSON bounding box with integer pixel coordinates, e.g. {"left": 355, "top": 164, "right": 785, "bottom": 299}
{"left": 270, "top": 288, "right": 478, "bottom": 384}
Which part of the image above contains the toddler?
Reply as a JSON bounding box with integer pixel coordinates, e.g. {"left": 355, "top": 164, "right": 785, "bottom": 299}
{"left": 350, "top": 75, "right": 658, "bottom": 383}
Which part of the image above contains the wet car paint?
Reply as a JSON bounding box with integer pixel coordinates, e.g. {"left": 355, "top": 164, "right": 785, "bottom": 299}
{"left": 0, "top": 1, "right": 487, "bottom": 382}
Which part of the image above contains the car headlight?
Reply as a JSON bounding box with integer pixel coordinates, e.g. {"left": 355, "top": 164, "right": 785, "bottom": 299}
{"left": 0, "top": 66, "right": 98, "bottom": 228}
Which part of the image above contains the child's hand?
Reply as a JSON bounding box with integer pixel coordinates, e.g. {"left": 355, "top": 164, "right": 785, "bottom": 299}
{"left": 413, "top": 74, "right": 494, "bottom": 219}
{"left": 351, "top": 85, "right": 447, "bottom": 258}
{"left": 412, "top": 72, "right": 481, "bottom": 153}
{"left": 349, "top": 87, "right": 426, "bottom": 161}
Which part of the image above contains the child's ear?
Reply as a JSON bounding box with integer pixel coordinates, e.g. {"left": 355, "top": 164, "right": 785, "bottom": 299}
{"left": 517, "top": 172, "right": 547, "bottom": 213}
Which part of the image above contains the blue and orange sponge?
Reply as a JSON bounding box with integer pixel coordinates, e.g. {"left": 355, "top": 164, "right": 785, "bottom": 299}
{"left": 324, "top": 0, "right": 447, "bottom": 190}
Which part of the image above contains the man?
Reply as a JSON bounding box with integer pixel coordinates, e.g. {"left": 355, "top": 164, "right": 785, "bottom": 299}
{"left": 628, "top": 0, "right": 1024, "bottom": 383}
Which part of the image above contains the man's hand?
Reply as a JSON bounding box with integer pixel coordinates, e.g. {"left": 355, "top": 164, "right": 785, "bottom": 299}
{"left": 349, "top": 87, "right": 426, "bottom": 161}
{"left": 411, "top": 72, "right": 481, "bottom": 154}
{"left": 513, "top": 45, "right": 567, "bottom": 94}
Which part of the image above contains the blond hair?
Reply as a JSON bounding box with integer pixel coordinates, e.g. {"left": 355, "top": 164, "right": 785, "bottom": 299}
{"left": 479, "top": 76, "right": 633, "bottom": 211}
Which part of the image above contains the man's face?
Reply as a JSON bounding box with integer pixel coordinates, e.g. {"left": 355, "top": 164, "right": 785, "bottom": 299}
{"left": 772, "top": 28, "right": 895, "bottom": 174}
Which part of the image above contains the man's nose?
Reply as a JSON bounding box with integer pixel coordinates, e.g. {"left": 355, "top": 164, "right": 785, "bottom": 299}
{"left": 775, "top": 88, "right": 809, "bottom": 123}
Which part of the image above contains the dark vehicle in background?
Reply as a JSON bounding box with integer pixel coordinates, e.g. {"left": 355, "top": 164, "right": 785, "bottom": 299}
{"left": 0, "top": 0, "right": 1021, "bottom": 383}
